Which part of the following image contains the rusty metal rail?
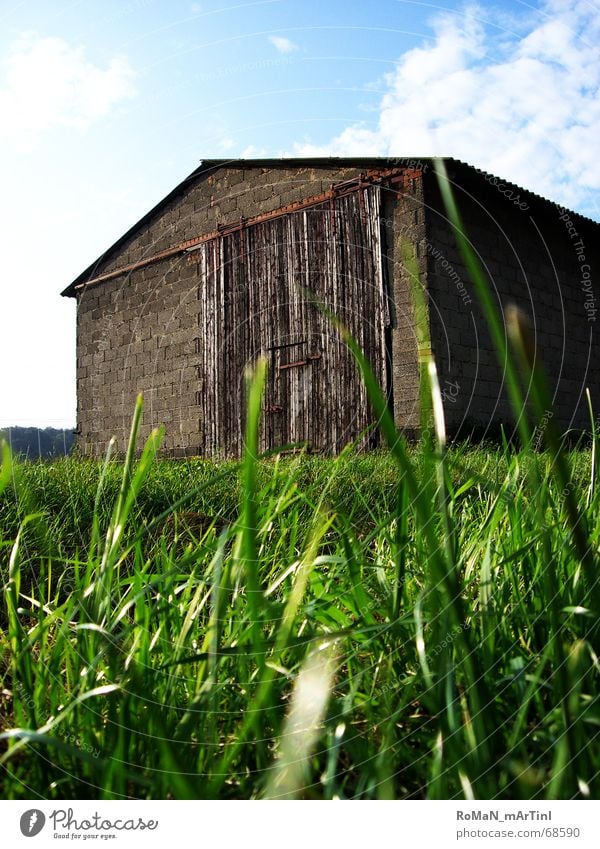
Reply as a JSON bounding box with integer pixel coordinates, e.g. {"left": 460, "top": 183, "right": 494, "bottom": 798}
{"left": 74, "top": 167, "right": 421, "bottom": 291}
{"left": 278, "top": 354, "right": 322, "bottom": 371}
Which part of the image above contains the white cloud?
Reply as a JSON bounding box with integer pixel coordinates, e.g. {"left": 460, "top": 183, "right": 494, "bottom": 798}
{"left": 0, "top": 34, "right": 136, "bottom": 150}
{"left": 292, "top": 0, "right": 600, "bottom": 217}
{"left": 268, "top": 35, "right": 299, "bottom": 55}
{"left": 240, "top": 144, "right": 269, "bottom": 158}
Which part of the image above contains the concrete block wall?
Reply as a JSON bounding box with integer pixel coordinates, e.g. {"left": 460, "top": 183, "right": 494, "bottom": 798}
{"left": 422, "top": 169, "right": 599, "bottom": 437}
{"left": 381, "top": 177, "right": 425, "bottom": 433}
{"left": 76, "top": 254, "right": 201, "bottom": 456}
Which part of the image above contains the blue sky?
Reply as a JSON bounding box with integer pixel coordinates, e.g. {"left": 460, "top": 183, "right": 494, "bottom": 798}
{"left": 0, "top": 0, "right": 598, "bottom": 427}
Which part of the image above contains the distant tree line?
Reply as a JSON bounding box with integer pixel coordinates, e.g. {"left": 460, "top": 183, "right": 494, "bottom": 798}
{"left": 0, "top": 427, "right": 75, "bottom": 459}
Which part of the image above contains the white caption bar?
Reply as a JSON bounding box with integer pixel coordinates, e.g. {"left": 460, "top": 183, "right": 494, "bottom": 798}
{"left": 0, "top": 800, "right": 598, "bottom": 847}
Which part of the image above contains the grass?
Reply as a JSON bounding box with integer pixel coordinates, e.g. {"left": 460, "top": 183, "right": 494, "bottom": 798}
{"left": 0, "top": 427, "right": 598, "bottom": 799}
{"left": 0, "top": 162, "right": 598, "bottom": 799}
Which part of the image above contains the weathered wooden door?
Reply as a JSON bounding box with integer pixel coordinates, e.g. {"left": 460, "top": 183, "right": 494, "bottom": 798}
{"left": 195, "top": 183, "right": 388, "bottom": 456}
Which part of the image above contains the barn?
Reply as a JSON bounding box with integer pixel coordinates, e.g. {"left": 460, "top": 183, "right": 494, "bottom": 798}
{"left": 62, "top": 157, "right": 599, "bottom": 457}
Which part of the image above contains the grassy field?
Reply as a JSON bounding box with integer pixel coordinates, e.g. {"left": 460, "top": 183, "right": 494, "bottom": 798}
{"left": 0, "top": 400, "right": 598, "bottom": 799}
{"left": 1, "top": 166, "right": 597, "bottom": 800}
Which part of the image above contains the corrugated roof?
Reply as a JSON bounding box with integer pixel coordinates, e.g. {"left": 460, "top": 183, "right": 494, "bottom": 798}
{"left": 442, "top": 157, "right": 599, "bottom": 227}
{"left": 61, "top": 156, "right": 599, "bottom": 297}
